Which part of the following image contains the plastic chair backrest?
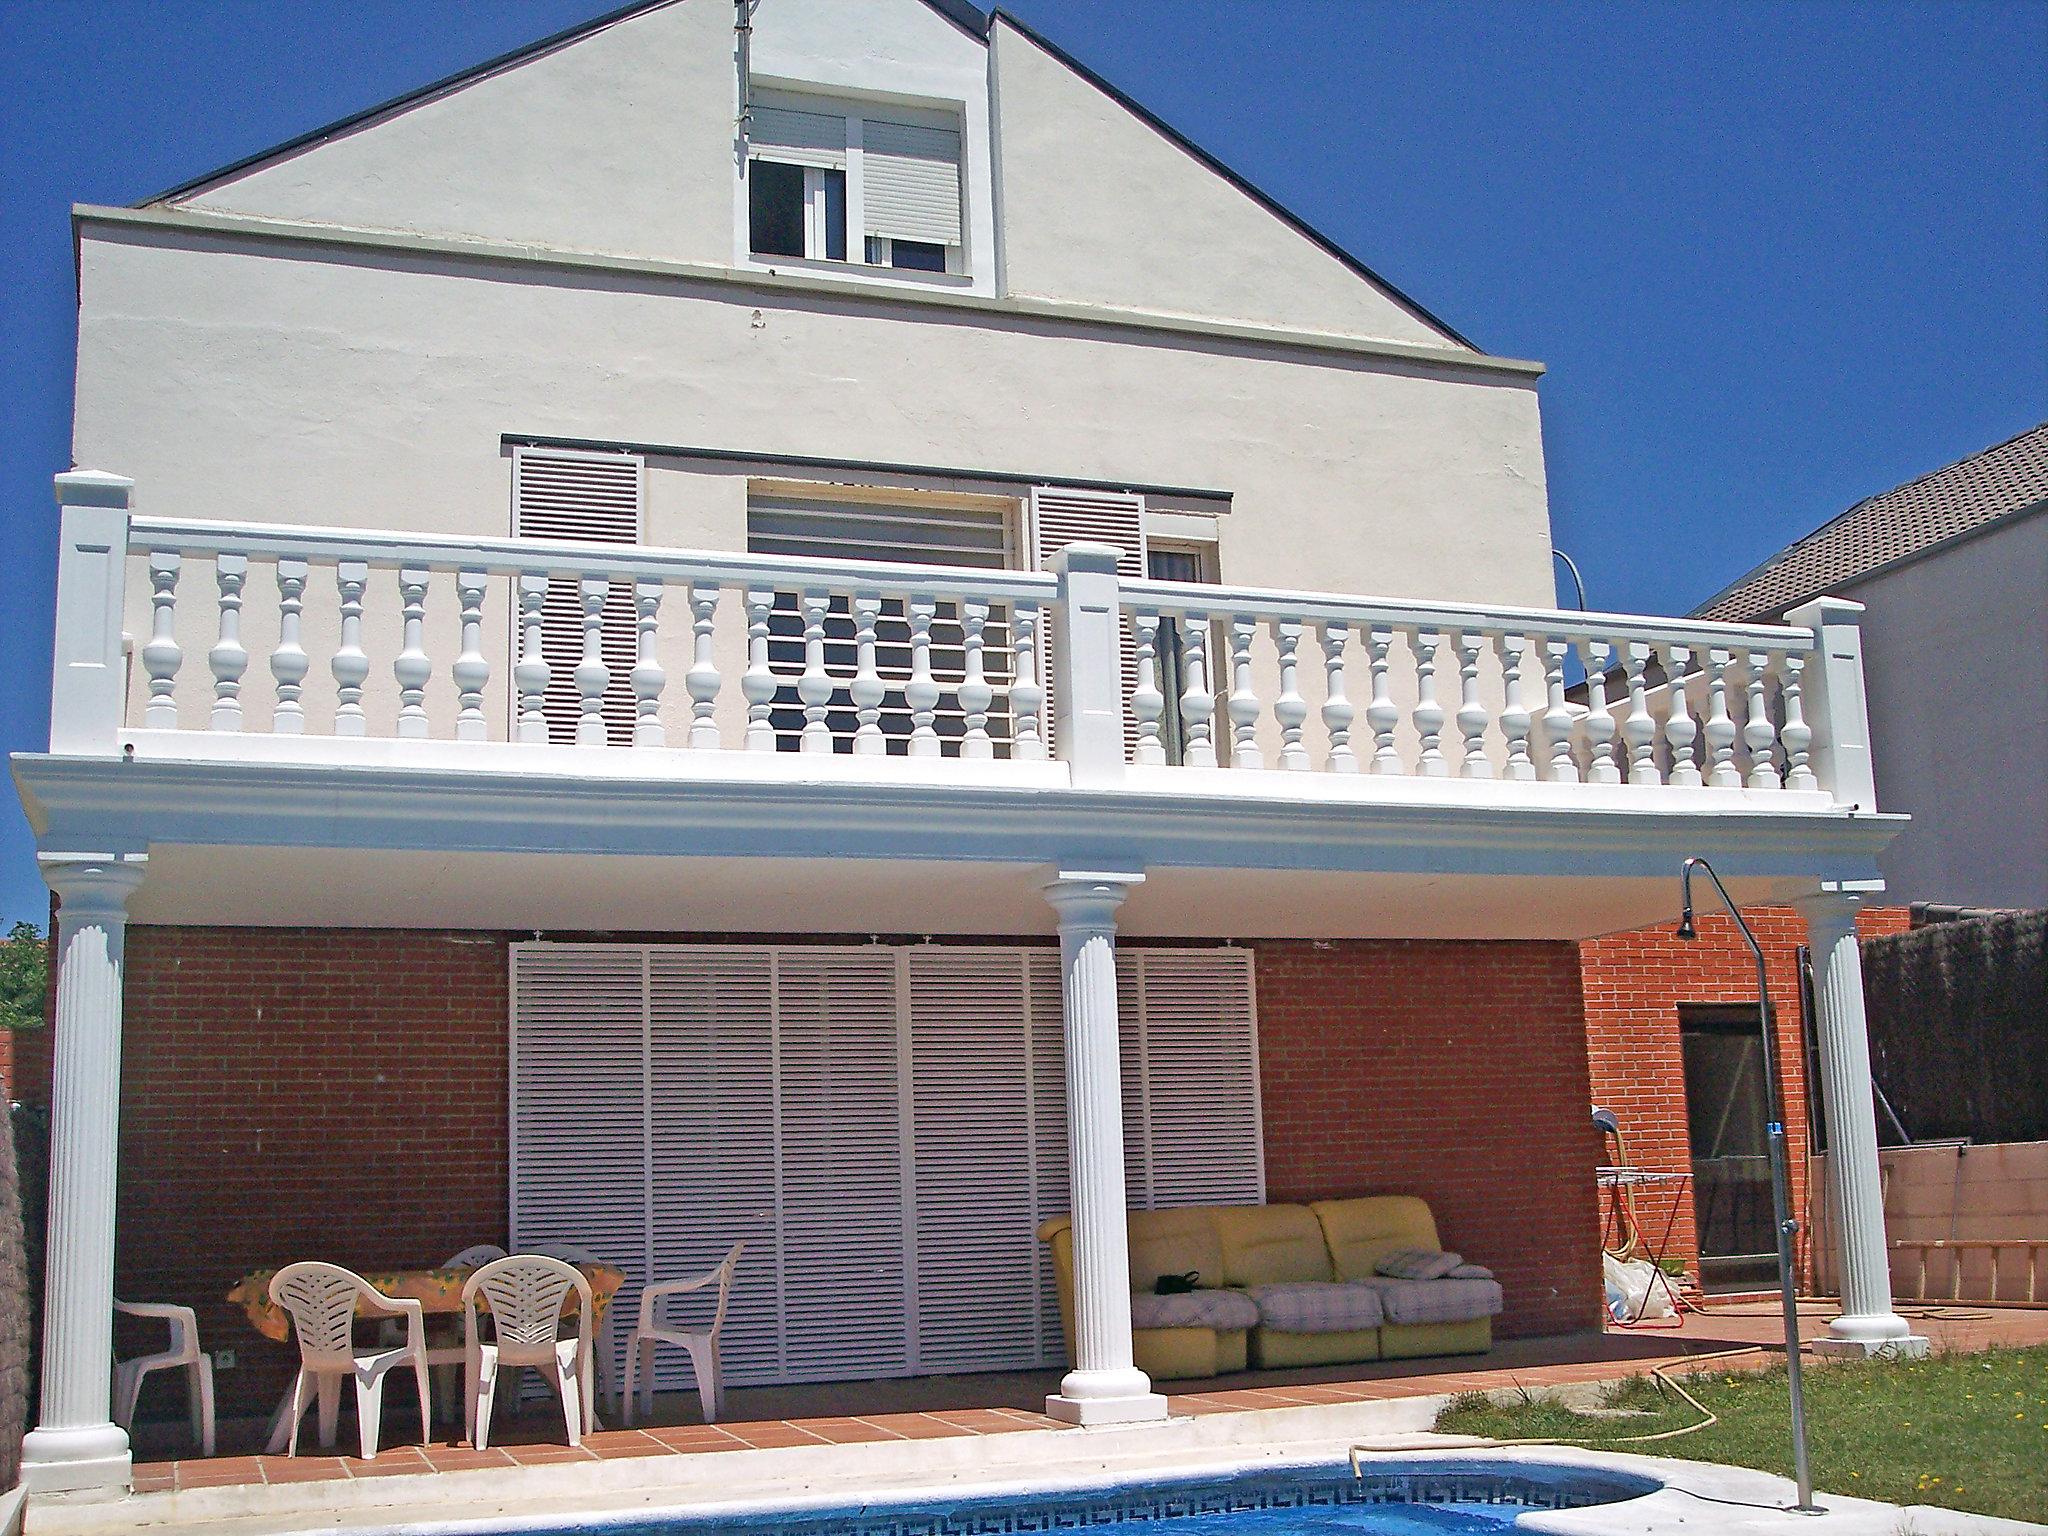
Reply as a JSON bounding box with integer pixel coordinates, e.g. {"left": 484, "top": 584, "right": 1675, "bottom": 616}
{"left": 445, "top": 1244, "right": 510, "bottom": 1269}
{"left": 708, "top": 1242, "right": 746, "bottom": 1337}
{"left": 270, "top": 1262, "right": 377, "bottom": 1366}
{"left": 464, "top": 1255, "right": 591, "bottom": 1353}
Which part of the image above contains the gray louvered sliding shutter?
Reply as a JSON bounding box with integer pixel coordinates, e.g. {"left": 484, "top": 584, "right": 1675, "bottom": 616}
{"left": 512, "top": 447, "right": 642, "bottom": 747}
{"left": 1125, "top": 949, "right": 1265, "bottom": 1208}
{"left": 1030, "top": 487, "right": 1147, "bottom": 755}
{"left": 861, "top": 120, "right": 963, "bottom": 247}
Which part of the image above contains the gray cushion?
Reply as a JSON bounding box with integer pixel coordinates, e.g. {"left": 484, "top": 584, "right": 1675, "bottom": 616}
{"left": 1360, "top": 1275, "right": 1503, "bottom": 1326}
{"left": 1447, "top": 1262, "right": 1494, "bottom": 1280}
{"left": 1375, "top": 1248, "right": 1463, "bottom": 1281}
{"left": 1246, "top": 1281, "right": 1385, "bottom": 1333}
{"left": 1129, "top": 1288, "right": 1260, "bottom": 1331}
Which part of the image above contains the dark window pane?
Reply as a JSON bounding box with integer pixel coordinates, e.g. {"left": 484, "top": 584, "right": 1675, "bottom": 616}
{"left": 889, "top": 239, "right": 947, "bottom": 272}
{"left": 749, "top": 160, "right": 805, "bottom": 257}
{"left": 821, "top": 169, "right": 847, "bottom": 261}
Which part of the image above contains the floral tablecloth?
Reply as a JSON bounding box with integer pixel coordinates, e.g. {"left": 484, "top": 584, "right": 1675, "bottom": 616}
{"left": 228, "top": 1263, "right": 625, "bottom": 1343}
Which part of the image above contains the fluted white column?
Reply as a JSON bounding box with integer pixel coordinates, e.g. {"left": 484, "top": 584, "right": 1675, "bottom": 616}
{"left": 1796, "top": 890, "right": 1928, "bottom": 1359}
{"left": 1042, "top": 872, "right": 1168, "bottom": 1427}
{"left": 22, "top": 854, "right": 147, "bottom": 1496}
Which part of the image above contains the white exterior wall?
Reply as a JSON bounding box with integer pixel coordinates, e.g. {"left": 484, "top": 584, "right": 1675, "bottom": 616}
{"left": 1850, "top": 508, "right": 2048, "bottom": 909}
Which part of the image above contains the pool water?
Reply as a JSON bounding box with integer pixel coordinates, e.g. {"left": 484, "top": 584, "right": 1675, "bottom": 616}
{"left": 544, "top": 1460, "right": 1660, "bottom": 1536}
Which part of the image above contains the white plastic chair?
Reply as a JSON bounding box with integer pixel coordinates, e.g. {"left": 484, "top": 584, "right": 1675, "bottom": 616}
{"left": 112, "top": 1300, "right": 215, "bottom": 1457}
{"left": 462, "top": 1255, "right": 593, "bottom": 1451}
{"left": 268, "top": 1262, "right": 431, "bottom": 1458}
{"left": 380, "top": 1245, "right": 513, "bottom": 1422}
{"left": 527, "top": 1242, "right": 615, "bottom": 1406}
{"left": 621, "top": 1243, "right": 744, "bottom": 1425}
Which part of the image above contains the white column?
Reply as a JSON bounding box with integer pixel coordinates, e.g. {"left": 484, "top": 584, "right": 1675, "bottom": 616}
{"left": 1050, "top": 544, "right": 1127, "bottom": 789}
{"left": 1042, "top": 872, "right": 1169, "bottom": 1426}
{"left": 1795, "top": 889, "right": 1928, "bottom": 1359}
{"left": 23, "top": 854, "right": 147, "bottom": 1496}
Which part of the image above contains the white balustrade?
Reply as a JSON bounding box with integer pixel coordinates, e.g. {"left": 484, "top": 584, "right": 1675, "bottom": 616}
{"left": 85, "top": 513, "right": 1854, "bottom": 806}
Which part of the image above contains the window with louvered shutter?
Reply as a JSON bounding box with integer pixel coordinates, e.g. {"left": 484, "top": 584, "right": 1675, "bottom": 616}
{"left": 511, "top": 447, "right": 643, "bottom": 747}
{"left": 861, "top": 120, "right": 963, "bottom": 248}
{"left": 509, "top": 943, "right": 1259, "bottom": 1385}
{"left": 1030, "top": 487, "right": 1147, "bottom": 756}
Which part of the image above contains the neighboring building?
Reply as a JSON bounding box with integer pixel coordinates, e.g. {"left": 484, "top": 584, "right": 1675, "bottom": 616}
{"left": 10, "top": 0, "right": 1923, "bottom": 1498}
{"left": 1695, "top": 423, "right": 2048, "bottom": 910}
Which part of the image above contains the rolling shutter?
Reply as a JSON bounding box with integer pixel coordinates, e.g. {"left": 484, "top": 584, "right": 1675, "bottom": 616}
{"left": 1030, "top": 487, "right": 1147, "bottom": 756}
{"left": 861, "top": 120, "right": 963, "bottom": 247}
{"left": 511, "top": 447, "right": 642, "bottom": 747}
{"left": 749, "top": 106, "right": 847, "bottom": 169}
{"left": 509, "top": 943, "right": 1259, "bottom": 1385}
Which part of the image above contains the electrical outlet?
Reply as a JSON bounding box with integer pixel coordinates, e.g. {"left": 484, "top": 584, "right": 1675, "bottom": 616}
{"left": 213, "top": 1348, "right": 236, "bottom": 1371}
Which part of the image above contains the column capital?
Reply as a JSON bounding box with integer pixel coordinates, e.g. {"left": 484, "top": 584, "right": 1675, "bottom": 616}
{"left": 1789, "top": 885, "right": 1867, "bottom": 937}
{"left": 1042, "top": 871, "right": 1143, "bottom": 930}
{"left": 38, "top": 854, "right": 147, "bottom": 918}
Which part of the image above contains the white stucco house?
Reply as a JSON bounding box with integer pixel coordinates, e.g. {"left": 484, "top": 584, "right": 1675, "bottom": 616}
{"left": 11, "top": 0, "right": 1925, "bottom": 1500}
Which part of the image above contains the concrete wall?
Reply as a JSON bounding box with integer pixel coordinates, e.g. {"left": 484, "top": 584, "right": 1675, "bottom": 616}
{"left": 1812, "top": 1140, "right": 2048, "bottom": 1304}
{"left": 1851, "top": 508, "right": 2048, "bottom": 909}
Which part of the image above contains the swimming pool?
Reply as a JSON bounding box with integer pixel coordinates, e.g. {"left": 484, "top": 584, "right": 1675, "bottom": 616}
{"left": 519, "top": 1459, "right": 1661, "bottom": 1535}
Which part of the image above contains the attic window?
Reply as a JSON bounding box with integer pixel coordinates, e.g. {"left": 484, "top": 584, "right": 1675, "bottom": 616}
{"left": 747, "top": 92, "right": 963, "bottom": 274}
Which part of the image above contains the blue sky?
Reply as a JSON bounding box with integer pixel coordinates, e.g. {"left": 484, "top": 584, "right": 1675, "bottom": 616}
{"left": 0, "top": 0, "right": 2043, "bottom": 927}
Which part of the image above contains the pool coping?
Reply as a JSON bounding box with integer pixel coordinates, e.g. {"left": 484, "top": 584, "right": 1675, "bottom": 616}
{"left": 24, "top": 1393, "right": 2043, "bottom": 1536}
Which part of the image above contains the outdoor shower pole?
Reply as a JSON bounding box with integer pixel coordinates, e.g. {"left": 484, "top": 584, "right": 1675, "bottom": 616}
{"left": 1677, "top": 856, "right": 1817, "bottom": 1514}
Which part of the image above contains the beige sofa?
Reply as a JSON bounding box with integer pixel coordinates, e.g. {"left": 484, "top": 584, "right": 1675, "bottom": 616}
{"left": 1037, "top": 1195, "right": 1500, "bottom": 1380}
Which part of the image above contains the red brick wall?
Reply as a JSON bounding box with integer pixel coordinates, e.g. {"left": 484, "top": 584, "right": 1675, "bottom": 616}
{"left": 20, "top": 927, "right": 1607, "bottom": 1413}
{"left": 1252, "top": 939, "right": 1603, "bottom": 1339}
{"left": 1578, "top": 905, "right": 1911, "bottom": 1286}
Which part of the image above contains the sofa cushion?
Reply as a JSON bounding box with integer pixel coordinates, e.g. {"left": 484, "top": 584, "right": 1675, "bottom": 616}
{"left": 1127, "top": 1207, "right": 1227, "bottom": 1292}
{"left": 1245, "top": 1281, "right": 1385, "bottom": 1333}
{"left": 1375, "top": 1249, "right": 1463, "bottom": 1281}
{"left": 1447, "top": 1263, "right": 1494, "bottom": 1280}
{"left": 1214, "top": 1204, "right": 1334, "bottom": 1287}
{"left": 1129, "top": 1288, "right": 1261, "bottom": 1332}
{"left": 1311, "top": 1196, "right": 1445, "bottom": 1282}
{"left": 1360, "top": 1275, "right": 1503, "bottom": 1326}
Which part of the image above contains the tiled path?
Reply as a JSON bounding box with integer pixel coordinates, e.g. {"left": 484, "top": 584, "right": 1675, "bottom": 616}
{"left": 129, "top": 1301, "right": 2048, "bottom": 1495}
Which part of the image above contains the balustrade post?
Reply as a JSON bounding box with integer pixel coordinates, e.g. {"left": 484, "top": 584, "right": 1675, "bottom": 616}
{"left": 1178, "top": 615, "right": 1216, "bottom": 767}
{"left": 1410, "top": 627, "right": 1448, "bottom": 776}
{"left": 514, "top": 573, "right": 552, "bottom": 744}
{"left": 906, "top": 596, "right": 942, "bottom": 760}
{"left": 1778, "top": 651, "right": 1817, "bottom": 791}
{"left": 1540, "top": 636, "right": 1578, "bottom": 783}
{"left": 332, "top": 562, "right": 371, "bottom": 738}
{"left": 1227, "top": 617, "right": 1261, "bottom": 769}
{"left": 1660, "top": 644, "right": 1702, "bottom": 787}
{"left": 1576, "top": 638, "right": 1620, "bottom": 785}
{"left": 1703, "top": 647, "right": 1741, "bottom": 787}
{"left": 1454, "top": 631, "right": 1491, "bottom": 778}
{"left": 960, "top": 598, "right": 994, "bottom": 760}
{"left": 1011, "top": 601, "right": 1048, "bottom": 761}
{"left": 574, "top": 576, "right": 611, "bottom": 746}
{"left": 49, "top": 472, "right": 134, "bottom": 756}
{"left": 209, "top": 554, "right": 249, "bottom": 733}
{"left": 632, "top": 578, "right": 665, "bottom": 748}
{"left": 1274, "top": 621, "right": 1309, "bottom": 771}
{"left": 1621, "top": 641, "right": 1659, "bottom": 785}
{"left": 687, "top": 583, "right": 722, "bottom": 751}
{"left": 1743, "top": 650, "right": 1780, "bottom": 790}
{"left": 1049, "top": 544, "right": 1127, "bottom": 787}
{"left": 272, "top": 558, "right": 310, "bottom": 735}
{"left": 394, "top": 567, "right": 431, "bottom": 740}
{"left": 1130, "top": 611, "right": 1166, "bottom": 766}
{"left": 742, "top": 588, "right": 777, "bottom": 752}
{"left": 797, "top": 590, "right": 833, "bottom": 753}
{"left": 1784, "top": 598, "right": 1876, "bottom": 808}
{"left": 141, "top": 552, "right": 181, "bottom": 732}
{"left": 453, "top": 569, "right": 490, "bottom": 743}
{"left": 1321, "top": 621, "right": 1359, "bottom": 774}
{"left": 1494, "top": 632, "right": 1534, "bottom": 781}
{"left": 850, "top": 596, "right": 885, "bottom": 756}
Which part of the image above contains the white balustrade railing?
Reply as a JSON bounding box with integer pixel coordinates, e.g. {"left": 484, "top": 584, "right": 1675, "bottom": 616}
{"left": 46, "top": 475, "right": 1875, "bottom": 808}
{"left": 1116, "top": 578, "right": 1856, "bottom": 796}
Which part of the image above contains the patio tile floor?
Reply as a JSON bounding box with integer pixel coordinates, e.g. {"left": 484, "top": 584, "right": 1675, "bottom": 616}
{"left": 126, "top": 1302, "right": 2048, "bottom": 1495}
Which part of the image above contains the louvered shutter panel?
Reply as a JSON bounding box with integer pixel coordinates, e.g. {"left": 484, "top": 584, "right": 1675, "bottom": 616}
{"left": 774, "top": 948, "right": 908, "bottom": 1381}
{"left": 750, "top": 106, "right": 848, "bottom": 169}
{"left": 906, "top": 949, "right": 1040, "bottom": 1371}
{"left": 1030, "top": 487, "right": 1146, "bottom": 757}
{"left": 648, "top": 948, "right": 780, "bottom": 1388}
{"left": 861, "top": 120, "right": 963, "bottom": 247}
{"left": 1025, "top": 950, "right": 1070, "bottom": 1365}
{"left": 1130, "top": 950, "right": 1264, "bottom": 1208}
{"left": 512, "top": 447, "right": 643, "bottom": 747}
{"left": 509, "top": 946, "right": 651, "bottom": 1386}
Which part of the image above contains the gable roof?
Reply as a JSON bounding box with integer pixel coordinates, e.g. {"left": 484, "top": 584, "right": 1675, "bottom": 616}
{"left": 1692, "top": 421, "right": 2048, "bottom": 623}
{"left": 135, "top": 0, "right": 1482, "bottom": 352}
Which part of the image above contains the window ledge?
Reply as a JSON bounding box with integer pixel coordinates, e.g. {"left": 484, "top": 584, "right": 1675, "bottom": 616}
{"left": 745, "top": 254, "right": 976, "bottom": 292}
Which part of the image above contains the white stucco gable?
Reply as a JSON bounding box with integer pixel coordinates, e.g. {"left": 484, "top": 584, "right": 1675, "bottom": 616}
{"left": 988, "top": 15, "right": 1472, "bottom": 350}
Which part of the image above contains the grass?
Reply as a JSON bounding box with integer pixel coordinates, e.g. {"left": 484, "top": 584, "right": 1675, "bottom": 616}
{"left": 1434, "top": 1344, "right": 2048, "bottom": 1524}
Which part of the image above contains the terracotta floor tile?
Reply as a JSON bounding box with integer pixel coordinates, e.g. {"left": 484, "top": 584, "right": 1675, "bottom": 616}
{"left": 640, "top": 1428, "right": 748, "bottom": 1453}
{"left": 588, "top": 1434, "right": 676, "bottom": 1460}
{"left": 255, "top": 1456, "right": 353, "bottom": 1483}
{"left": 422, "top": 1447, "right": 518, "bottom": 1471}
{"left": 725, "top": 1423, "right": 832, "bottom": 1448}
{"left": 793, "top": 1417, "right": 902, "bottom": 1444}
{"left": 173, "top": 1458, "right": 267, "bottom": 1490}
{"left": 506, "top": 1444, "right": 601, "bottom": 1464}
{"left": 858, "top": 1415, "right": 972, "bottom": 1440}
{"left": 130, "top": 1471, "right": 177, "bottom": 1494}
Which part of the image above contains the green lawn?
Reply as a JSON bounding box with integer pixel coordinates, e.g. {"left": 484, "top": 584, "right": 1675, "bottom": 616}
{"left": 1435, "top": 1345, "right": 2048, "bottom": 1524}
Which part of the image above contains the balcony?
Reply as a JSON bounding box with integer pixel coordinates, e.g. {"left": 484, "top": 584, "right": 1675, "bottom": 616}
{"left": 15, "top": 471, "right": 1898, "bottom": 937}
